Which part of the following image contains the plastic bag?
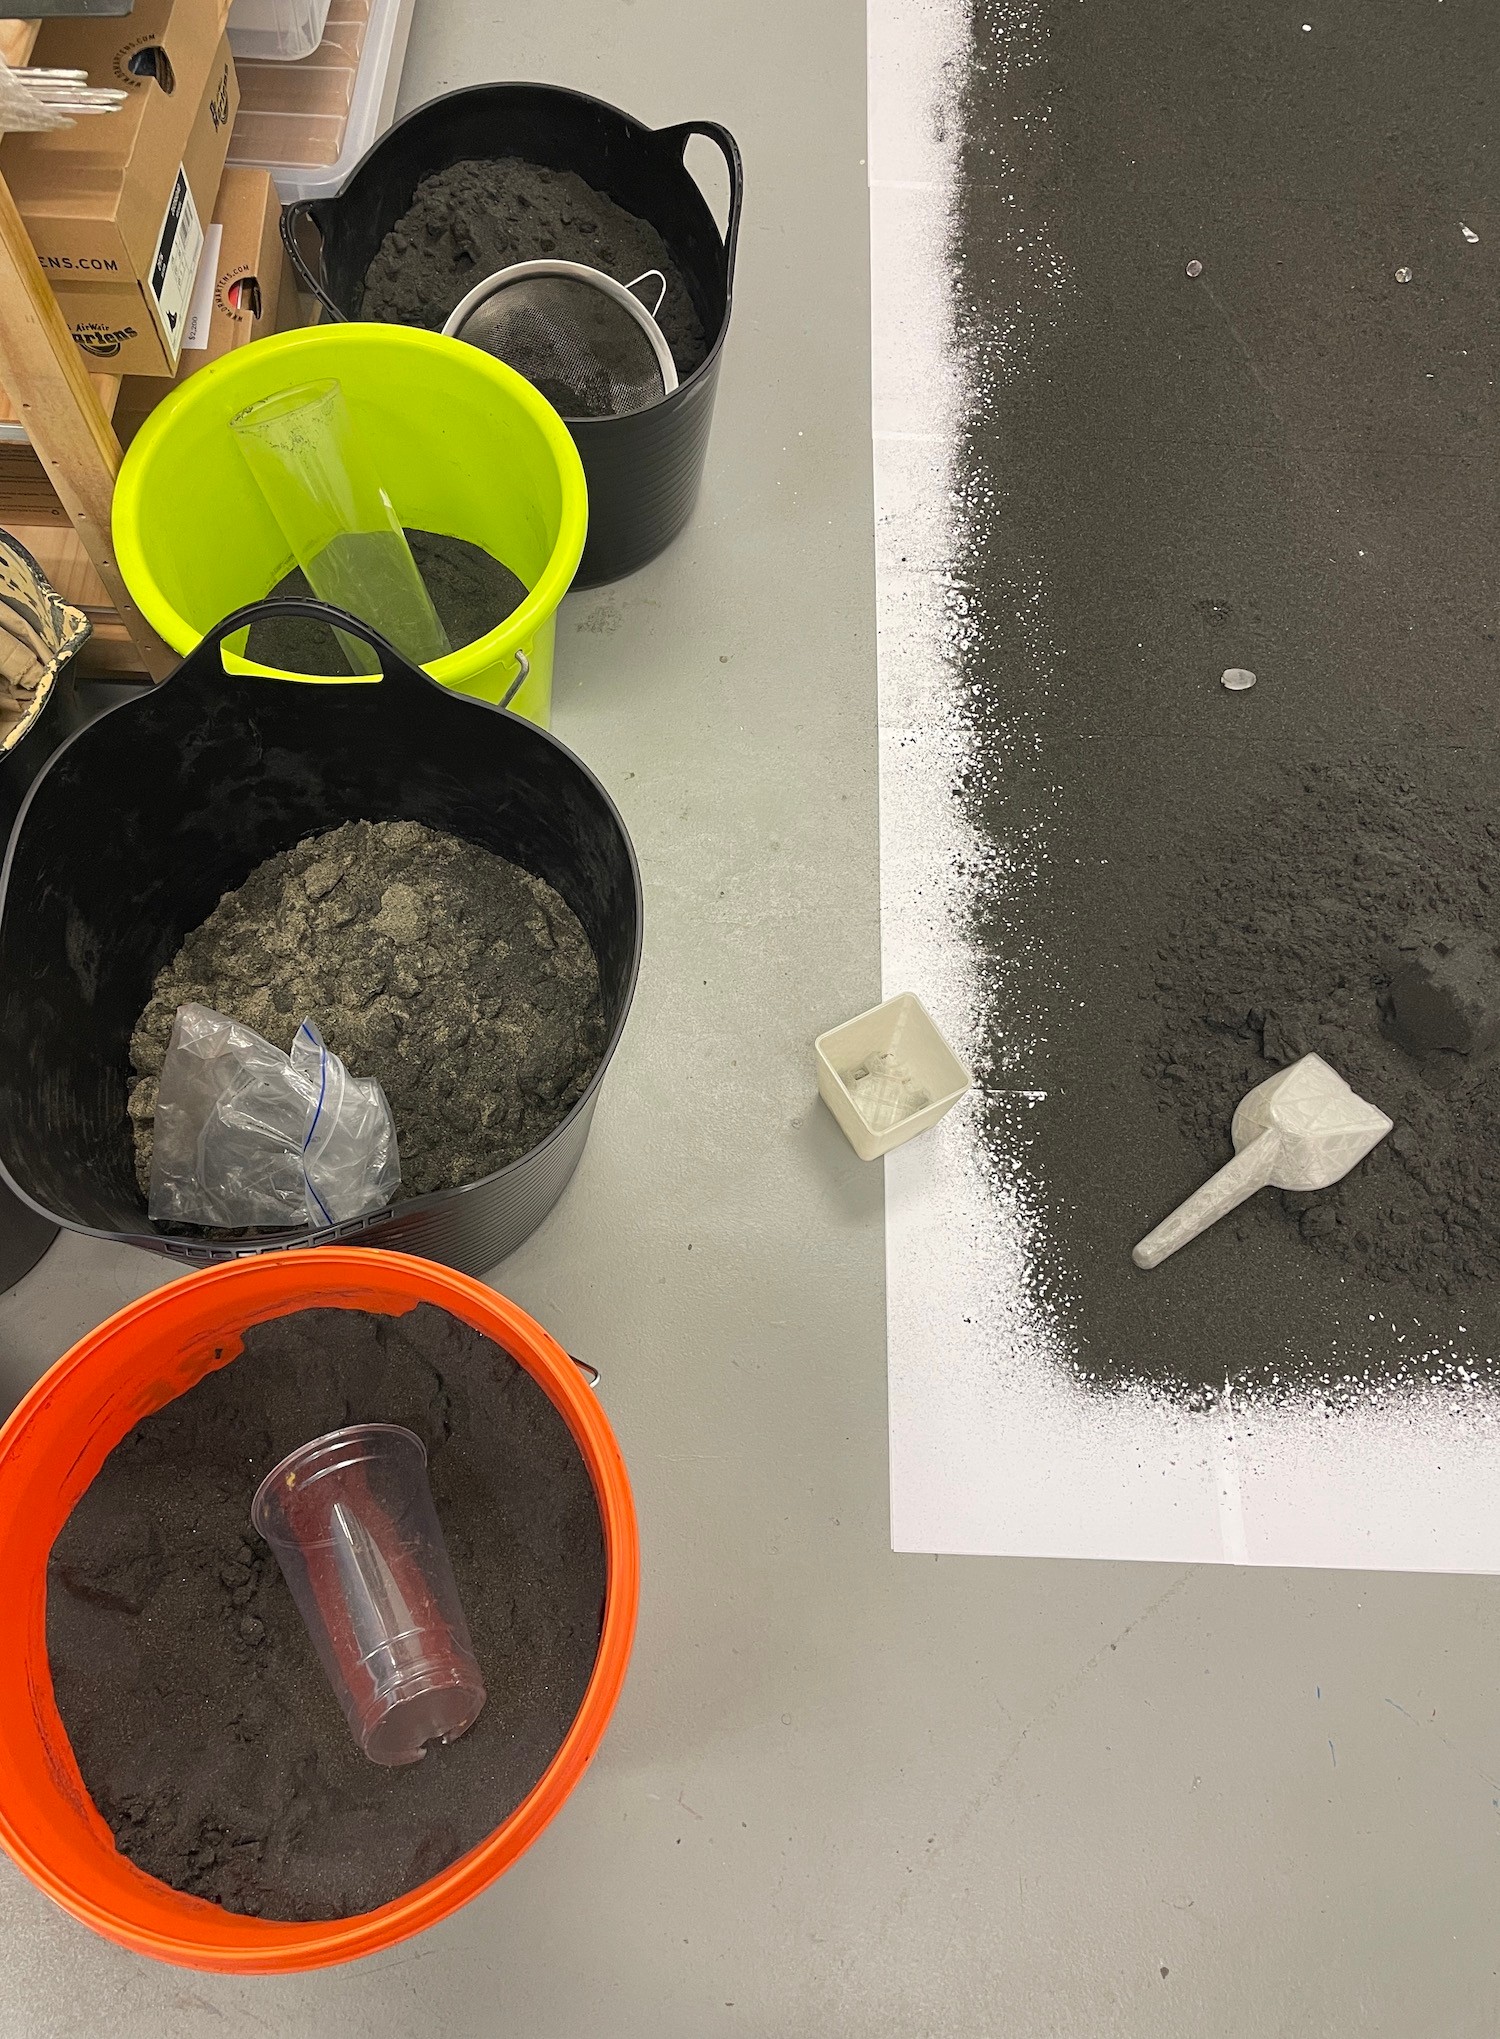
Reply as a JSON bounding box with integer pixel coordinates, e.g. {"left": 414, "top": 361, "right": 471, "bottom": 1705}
{"left": 148, "top": 1003, "right": 400, "bottom": 1230}
{"left": 290, "top": 1016, "right": 401, "bottom": 1227}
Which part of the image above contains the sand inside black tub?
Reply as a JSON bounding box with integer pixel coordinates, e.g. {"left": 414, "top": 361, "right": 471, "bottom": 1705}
{"left": 359, "top": 156, "right": 708, "bottom": 385}
{"left": 128, "top": 819, "right": 607, "bottom": 1204}
{"left": 46, "top": 1303, "right": 607, "bottom": 1922}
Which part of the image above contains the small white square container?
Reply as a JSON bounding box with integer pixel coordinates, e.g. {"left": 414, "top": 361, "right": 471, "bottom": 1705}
{"left": 815, "top": 993, "right": 972, "bottom": 1161}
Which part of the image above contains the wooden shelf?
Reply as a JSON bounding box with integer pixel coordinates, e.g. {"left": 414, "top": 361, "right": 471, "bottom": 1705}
{"left": 1, "top": 368, "right": 119, "bottom": 439}
{"left": 0, "top": 21, "right": 43, "bottom": 70}
{"left": 6, "top": 522, "right": 138, "bottom": 674}
{"left": 0, "top": 17, "right": 168, "bottom": 676}
{"left": 0, "top": 371, "right": 120, "bottom": 532}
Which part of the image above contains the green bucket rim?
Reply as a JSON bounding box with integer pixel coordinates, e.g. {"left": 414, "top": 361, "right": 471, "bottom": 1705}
{"left": 112, "top": 325, "right": 589, "bottom": 687}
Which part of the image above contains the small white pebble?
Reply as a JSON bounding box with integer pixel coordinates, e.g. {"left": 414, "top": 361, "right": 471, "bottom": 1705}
{"left": 1221, "top": 667, "right": 1257, "bottom": 692}
{"left": 1461, "top": 224, "right": 1479, "bottom": 243}
{"left": 1395, "top": 265, "right": 1413, "bottom": 283}
{"left": 1185, "top": 258, "right": 1203, "bottom": 278}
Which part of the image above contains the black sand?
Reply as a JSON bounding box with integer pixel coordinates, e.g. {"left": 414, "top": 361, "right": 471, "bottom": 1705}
{"left": 1148, "top": 760, "right": 1500, "bottom": 1299}
{"left": 247, "top": 529, "right": 529, "bottom": 678}
{"left": 358, "top": 156, "right": 707, "bottom": 384}
{"left": 128, "top": 820, "right": 606, "bottom": 1203}
{"left": 954, "top": 1, "right": 1500, "bottom": 1395}
{"left": 46, "top": 1304, "right": 606, "bottom": 1922}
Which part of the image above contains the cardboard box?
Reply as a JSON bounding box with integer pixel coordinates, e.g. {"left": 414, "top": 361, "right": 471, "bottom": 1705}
{"left": 116, "top": 170, "right": 300, "bottom": 429}
{"left": 178, "top": 166, "right": 296, "bottom": 368}
{"left": 37, "top": 46, "right": 243, "bottom": 378}
{"left": 1, "top": 3, "right": 238, "bottom": 373}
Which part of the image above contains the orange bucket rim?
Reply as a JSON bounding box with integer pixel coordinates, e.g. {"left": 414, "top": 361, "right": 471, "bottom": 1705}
{"left": 0, "top": 1248, "right": 639, "bottom": 1972}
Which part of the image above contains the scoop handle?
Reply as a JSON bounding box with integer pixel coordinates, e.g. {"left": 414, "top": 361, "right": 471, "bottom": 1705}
{"left": 1132, "top": 1130, "right": 1281, "bottom": 1270}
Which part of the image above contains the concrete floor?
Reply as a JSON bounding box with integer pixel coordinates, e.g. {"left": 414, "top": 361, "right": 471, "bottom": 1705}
{"left": 0, "top": 1, "right": 1497, "bottom": 2033}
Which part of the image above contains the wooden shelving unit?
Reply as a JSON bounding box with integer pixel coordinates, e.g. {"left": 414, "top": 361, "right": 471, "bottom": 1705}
{"left": 0, "top": 16, "right": 172, "bottom": 676}
{"left": 0, "top": 17, "right": 41, "bottom": 68}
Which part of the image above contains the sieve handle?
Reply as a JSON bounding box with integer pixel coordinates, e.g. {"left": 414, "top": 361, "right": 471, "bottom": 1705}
{"left": 281, "top": 200, "right": 347, "bottom": 325}
{"left": 625, "top": 269, "right": 669, "bottom": 318}
{"left": 655, "top": 119, "right": 744, "bottom": 289}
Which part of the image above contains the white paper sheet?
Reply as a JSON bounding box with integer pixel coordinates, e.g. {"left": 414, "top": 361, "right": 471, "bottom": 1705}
{"left": 869, "top": 0, "right": 1500, "bottom": 1573}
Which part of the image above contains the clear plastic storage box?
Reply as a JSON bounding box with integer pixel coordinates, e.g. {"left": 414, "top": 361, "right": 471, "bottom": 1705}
{"left": 227, "top": 0, "right": 416, "bottom": 202}
{"left": 229, "top": 0, "right": 335, "bottom": 63}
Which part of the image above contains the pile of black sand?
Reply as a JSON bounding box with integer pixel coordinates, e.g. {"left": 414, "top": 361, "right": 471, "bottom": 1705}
{"left": 128, "top": 820, "right": 606, "bottom": 1201}
{"left": 1148, "top": 760, "right": 1500, "bottom": 1296}
{"left": 359, "top": 156, "right": 708, "bottom": 384}
{"left": 247, "top": 529, "right": 529, "bottom": 678}
{"left": 47, "top": 1304, "right": 606, "bottom": 1922}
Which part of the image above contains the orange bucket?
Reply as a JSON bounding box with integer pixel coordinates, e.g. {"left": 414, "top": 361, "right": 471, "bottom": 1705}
{"left": 0, "top": 1249, "right": 638, "bottom": 1972}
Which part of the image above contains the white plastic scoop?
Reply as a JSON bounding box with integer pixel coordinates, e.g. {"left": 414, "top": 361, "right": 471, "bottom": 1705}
{"left": 1133, "top": 1053, "right": 1392, "bottom": 1270}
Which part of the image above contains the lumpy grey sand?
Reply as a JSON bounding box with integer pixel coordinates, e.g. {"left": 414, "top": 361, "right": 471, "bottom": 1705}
{"left": 129, "top": 820, "right": 606, "bottom": 1201}
{"left": 358, "top": 155, "right": 707, "bottom": 381}
{"left": 47, "top": 1304, "right": 605, "bottom": 1921}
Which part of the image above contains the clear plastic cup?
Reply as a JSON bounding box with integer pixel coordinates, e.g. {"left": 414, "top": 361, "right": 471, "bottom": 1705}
{"left": 230, "top": 377, "right": 452, "bottom": 675}
{"left": 251, "top": 1423, "right": 486, "bottom": 1766}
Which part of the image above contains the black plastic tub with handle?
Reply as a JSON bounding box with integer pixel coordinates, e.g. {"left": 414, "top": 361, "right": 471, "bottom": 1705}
{"left": 0, "top": 604, "right": 642, "bottom": 1278}
{"left": 281, "top": 81, "right": 743, "bottom": 590}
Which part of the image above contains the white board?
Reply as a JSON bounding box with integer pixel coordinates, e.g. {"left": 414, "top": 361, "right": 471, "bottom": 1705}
{"left": 869, "top": 0, "right": 1500, "bottom": 1572}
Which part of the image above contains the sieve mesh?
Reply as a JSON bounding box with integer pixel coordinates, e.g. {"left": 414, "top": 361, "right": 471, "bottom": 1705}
{"left": 452, "top": 273, "right": 667, "bottom": 420}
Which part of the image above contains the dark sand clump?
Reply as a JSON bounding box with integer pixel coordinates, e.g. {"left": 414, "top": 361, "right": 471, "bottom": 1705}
{"left": 246, "top": 529, "right": 529, "bottom": 677}
{"left": 1148, "top": 761, "right": 1500, "bottom": 1298}
{"left": 129, "top": 820, "right": 606, "bottom": 1201}
{"left": 47, "top": 1303, "right": 605, "bottom": 1921}
{"left": 359, "top": 155, "right": 707, "bottom": 384}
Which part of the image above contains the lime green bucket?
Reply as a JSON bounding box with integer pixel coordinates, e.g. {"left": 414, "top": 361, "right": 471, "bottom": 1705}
{"left": 112, "top": 326, "right": 588, "bottom": 726}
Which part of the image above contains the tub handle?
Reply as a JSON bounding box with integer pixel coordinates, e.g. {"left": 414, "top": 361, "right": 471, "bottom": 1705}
{"left": 570, "top": 1354, "right": 601, "bottom": 1389}
{"left": 654, "top": 119, "right": 744, "bottom": 290}
{"left": 175, "top": 599, "right": 447, "bottom": 702}
{"left": 179, "top": 602, "right": 538, "bottom": 719}
{"left": 193, "top": 599, "right": 395, "bottom": 664}
{"left": 499, "top": 648, "right": 530, "bottom": 712}
{"left": 281, "top": 200, "right": 348, "bottom": 325}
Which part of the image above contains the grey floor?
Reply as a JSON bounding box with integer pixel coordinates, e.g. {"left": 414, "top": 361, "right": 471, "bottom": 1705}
{"left": 0, "top": 1, "right": 1496, "bottom": 2033}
